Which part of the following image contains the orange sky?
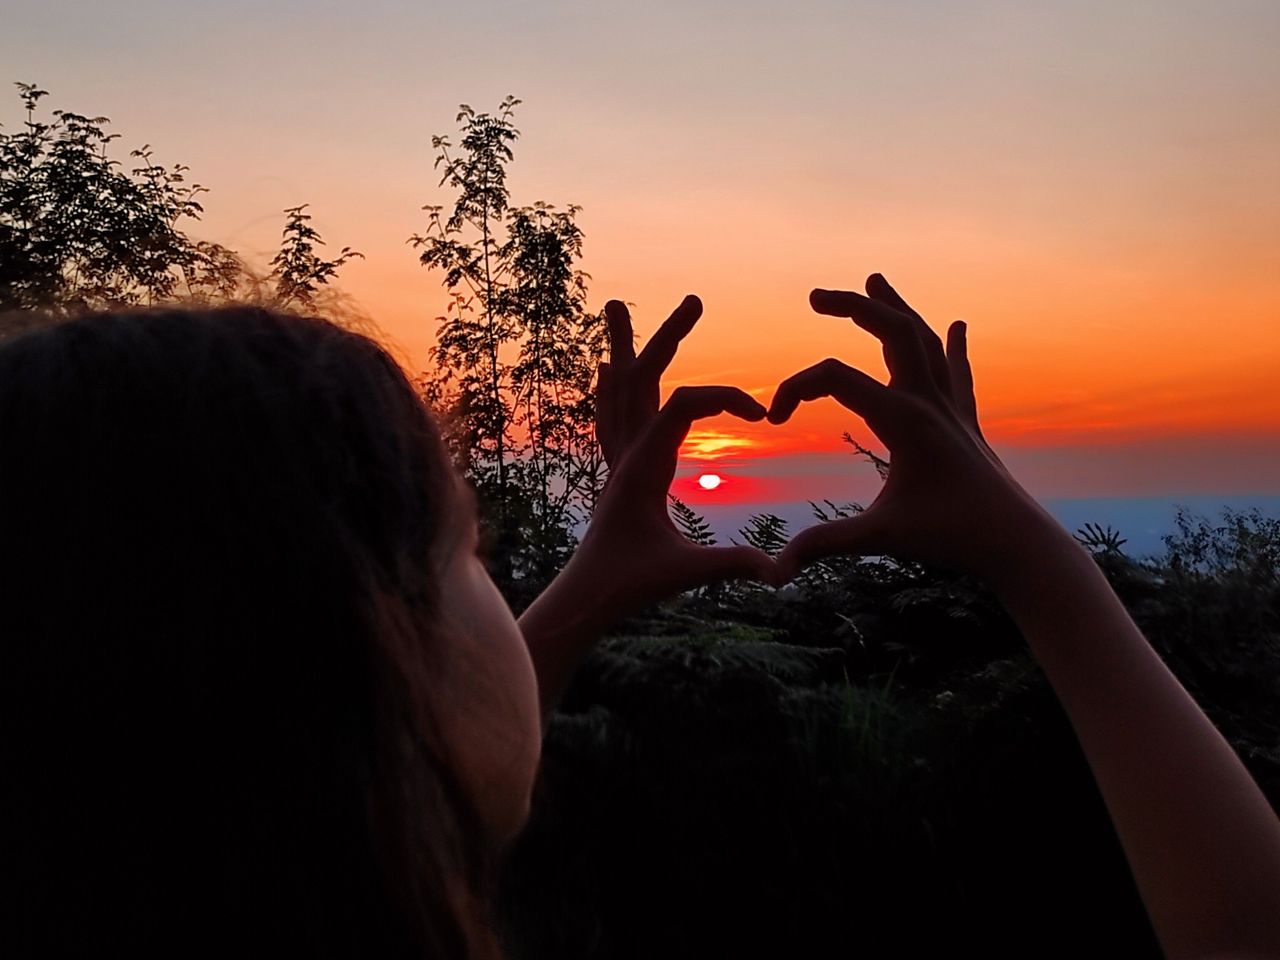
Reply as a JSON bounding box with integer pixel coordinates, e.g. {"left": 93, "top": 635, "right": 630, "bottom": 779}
{"left": 5, "top": 0, "right": 1279, "bottom": 502}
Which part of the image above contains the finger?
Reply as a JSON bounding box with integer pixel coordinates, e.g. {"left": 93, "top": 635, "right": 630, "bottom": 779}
{"left": 809, "top": 287, "right": 934, "bottom": 395}
{"left": 776, "top": 512, "right": 886, "bottom": 582}
{"left": 766, "top": 358, "right": 892, "bottom": 427}
{"left": 637, "top": 385, "right": 766, "bottom": 461}
{"left": 636, "top": 294, "right": 702, "bottom": 376}
{"left": 605, "top": 299, "right": 636, "bottom": 368}
{"left": 864, "top": 272, "right": 919, "bottom": 318}
{"left": 681, "top": 543, "right": 783, "bottom": 590}
{"left": 866, "top": 273, "right": 951, "bottom": 399}
{"left": 595, "top": 361, "right": 617, "bottom": 462}
{"left": 945, "top": 320, "right": 979, "bottom": 429}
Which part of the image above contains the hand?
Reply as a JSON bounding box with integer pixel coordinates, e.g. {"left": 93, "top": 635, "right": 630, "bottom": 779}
{"left": 767, "top": 273, "right": 1053, "bottom": 585}
{"left": 519, "top": 294, "right": 780, "bottom": 715}
{"left": 577, "top": 295, "right": 781, "bottom": 611}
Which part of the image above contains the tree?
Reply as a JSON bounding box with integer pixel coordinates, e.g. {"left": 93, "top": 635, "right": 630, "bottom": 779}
{"left": 0, "top": 83, "right": 209, "bottom": 311}
{"left": 410, "top": 98, "right": 522, "bottom": 505}
{"left": 0, "top": 83, "right": 364, "bottom": 323}
{"left": 269, "top": 204, "right": 363, "bottom": 309}
{"left": 503, "top": 201, "right": 606, "bottom": 571}
{"left": 410, "top": 99, "right": 606, "bottom": 594}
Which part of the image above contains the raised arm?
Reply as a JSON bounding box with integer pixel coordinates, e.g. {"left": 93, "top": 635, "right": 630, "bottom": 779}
{"left": 767, "top": 274, "right": 1280, "bottom": 960}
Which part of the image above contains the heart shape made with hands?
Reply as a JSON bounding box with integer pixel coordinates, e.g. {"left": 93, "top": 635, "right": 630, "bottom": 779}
{"left": 593, "top": 274, "right": 1021, "bottom": 598}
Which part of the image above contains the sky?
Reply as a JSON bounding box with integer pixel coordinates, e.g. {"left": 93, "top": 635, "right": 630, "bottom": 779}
{"left": 5, "top": 0, "right": 1279, "bottom": 533}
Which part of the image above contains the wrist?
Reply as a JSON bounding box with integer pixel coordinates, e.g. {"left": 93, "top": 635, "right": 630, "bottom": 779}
{"left": 972, "top": 493, "right": 1093, "bottom": 597}
{"left": 520, "top": 541, "right": 628, "bottom": 636}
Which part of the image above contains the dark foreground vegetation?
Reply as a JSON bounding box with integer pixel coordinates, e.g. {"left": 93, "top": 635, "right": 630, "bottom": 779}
{"left": 499, "top": 507, "right": 1280, "bottom": 959}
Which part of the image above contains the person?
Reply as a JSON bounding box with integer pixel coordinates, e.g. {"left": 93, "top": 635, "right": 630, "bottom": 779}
{"left": 0, "top": 275, "right": 1276, "bottom": 960}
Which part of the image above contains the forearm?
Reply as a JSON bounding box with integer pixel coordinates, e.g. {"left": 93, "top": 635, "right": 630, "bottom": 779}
{"left": 518, "top": 548, "right": 626, "bottom": 723}
{"left": 987, "top": 506, "right": 1280, "bottom": 959}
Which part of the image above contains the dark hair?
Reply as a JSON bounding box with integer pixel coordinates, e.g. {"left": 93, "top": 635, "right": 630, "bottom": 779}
{"left": 0, "top": 306, "right": 502, "bottom": 957}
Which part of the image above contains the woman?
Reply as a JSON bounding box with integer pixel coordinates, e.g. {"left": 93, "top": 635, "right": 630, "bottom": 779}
{"left": 0, "top": 276, "right": 1276, "bottom": 958}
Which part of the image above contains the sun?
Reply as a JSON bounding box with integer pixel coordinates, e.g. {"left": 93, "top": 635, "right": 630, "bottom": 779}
{"left": 697, "top": 473, "right": 722, "bottom": 491}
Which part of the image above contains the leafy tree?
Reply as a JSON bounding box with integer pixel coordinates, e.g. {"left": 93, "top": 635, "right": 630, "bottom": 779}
{"left": 1161, "top": 506, "right": 1280, "bottom": 581}
{"left": 503, "top": 201, "right": 606, "bottom": 559}
{"left": 0, "top": 83, "right": 209, "bottom": 310}
{"left": 410, "top": 97, "right": 522, "bottom": 504}
{"left": 269, "top": 204, "right": 363, "bottom": 309}
{"left": 411, "top": 99, "right": 606, "bottom": 593}
{"left": 1, "top": 83, "right": 363, "bottom": 322}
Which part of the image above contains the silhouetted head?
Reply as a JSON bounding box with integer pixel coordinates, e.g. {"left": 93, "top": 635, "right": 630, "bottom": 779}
{"left": 0, "top": 306, "right": 540, "bottom": 958}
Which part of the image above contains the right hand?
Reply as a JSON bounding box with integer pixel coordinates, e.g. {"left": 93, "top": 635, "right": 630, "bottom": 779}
{"left": 767, "top": 273, "right": 1061, "bottom": 585}
{"left": 569, "top": 295, "right": 779, "bottom": 609}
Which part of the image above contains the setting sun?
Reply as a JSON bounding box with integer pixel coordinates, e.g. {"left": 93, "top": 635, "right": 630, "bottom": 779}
{"left": 698, "top": 473, "right": 722, "bottom": 491}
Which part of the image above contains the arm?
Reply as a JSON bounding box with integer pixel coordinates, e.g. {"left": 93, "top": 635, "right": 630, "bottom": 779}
{"left": 769, "top": 274, "right": 1280, "bottom": 960}
{"left": 519, "top": 296, "right": 777, "bottom": 719}
{"left": 993, "top": 504, "right": 1280, "bottom": 960}
{"left": 517, "top": 545, "right": 625, "bottom": 721}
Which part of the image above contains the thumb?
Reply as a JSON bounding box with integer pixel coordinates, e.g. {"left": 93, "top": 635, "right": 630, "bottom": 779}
{"left": 685, "top": 544, "right": 783, "bottom": 589}
{"left": 776, "top": 512, "right": 886, "bottom": 582}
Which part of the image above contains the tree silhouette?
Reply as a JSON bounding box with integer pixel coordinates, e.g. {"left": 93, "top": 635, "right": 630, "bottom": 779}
{"left": 410, "top": 98, "right": 522, "bottom": 509}
{"left": 269, "top": 204, "right": 364, "bottom": 309}
{"left": 503, "top": 201, "right": 606, "bottom": 573}
{"left": 411, "top": 99, "right": 605, "bottom": 594}
{"left": 0, "top": 83, "right": 208, "bottom": 310}
{"left": 1, "top": 83, "right": 365, "bottom": 325}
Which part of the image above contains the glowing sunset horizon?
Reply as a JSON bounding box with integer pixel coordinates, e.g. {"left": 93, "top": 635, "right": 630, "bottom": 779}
{"left": 7, "top": 1, "right": 1278, "bottom": 513}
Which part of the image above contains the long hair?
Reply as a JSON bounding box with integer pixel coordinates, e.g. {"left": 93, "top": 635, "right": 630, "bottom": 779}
{"left": 0, "top": 306, "right": 502, "bottom": 957}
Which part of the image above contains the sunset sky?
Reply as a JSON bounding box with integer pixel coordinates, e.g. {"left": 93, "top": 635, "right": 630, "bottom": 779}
{"left": 5, "top": 0, "right": 1279, "bottom": 546}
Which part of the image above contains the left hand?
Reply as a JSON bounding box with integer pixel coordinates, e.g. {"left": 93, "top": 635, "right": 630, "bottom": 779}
{"left": 765, "top": 274, "right": 1042, "bottom": 587}
{"left": 572, "top": 295, "right": 781, "bottom": 614}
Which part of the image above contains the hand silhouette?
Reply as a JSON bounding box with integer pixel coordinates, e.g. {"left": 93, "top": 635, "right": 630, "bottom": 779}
{"left": 580, "top": 295, "right": 781, "bottom": 607}
{"left": 767, "top": 274, "right": 1043, "bottom": 585}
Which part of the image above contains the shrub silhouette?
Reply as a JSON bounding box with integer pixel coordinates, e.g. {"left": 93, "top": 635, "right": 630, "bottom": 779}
{"left": 498, "top": 506, "right": 1280, "bottom": 959}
